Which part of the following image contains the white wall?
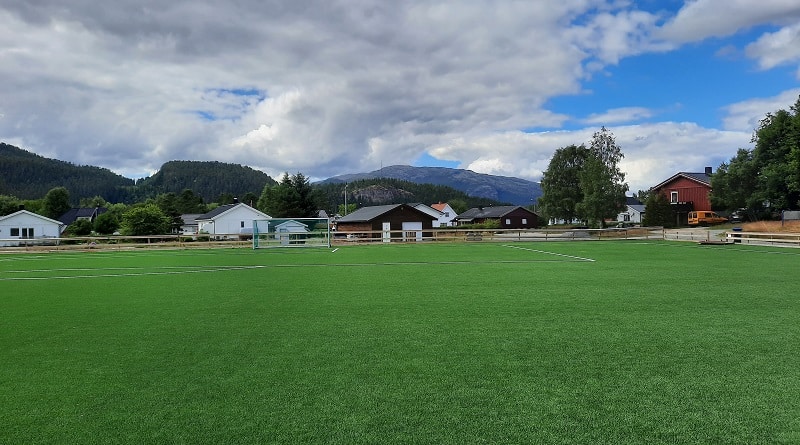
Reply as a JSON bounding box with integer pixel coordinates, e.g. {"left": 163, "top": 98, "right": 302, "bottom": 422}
{"left": 0, "top": 211, "right": 62, "bottom": 246}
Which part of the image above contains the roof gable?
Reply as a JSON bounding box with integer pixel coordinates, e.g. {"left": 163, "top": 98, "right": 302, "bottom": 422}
{"left": 0, "top": 209, "right": 65, "bottom": 226}
{"left": 196, "top": 203, "right": 270, "bottom": 221}
{"left": 337, "top": 204, "right": 402, "bottom": 223}
{"left": 652, "top": 172, "right": 711, "bottom": 190}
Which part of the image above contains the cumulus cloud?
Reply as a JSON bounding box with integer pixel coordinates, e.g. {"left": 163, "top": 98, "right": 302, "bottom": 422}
{"left": 584, "top": 107, "right": 654, "bottom": 125}
{"left": 0, "top": 0, "right": 797, "bottom": 197}
{"left": 745, "top": 23, "right": 800, "bottom": 72}
{"left": 722, "top": 89, "right": 800, "bottom": 132}
{"left": 656, "top": 0, "right": 800, "bottom": 43}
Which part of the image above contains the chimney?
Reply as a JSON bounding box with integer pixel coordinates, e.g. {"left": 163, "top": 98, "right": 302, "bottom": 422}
{"left": 233, "top": 197, "right": 240, "bottom": 204}
{"left": 705, "top": 166, "right": 712, "bottom": 175}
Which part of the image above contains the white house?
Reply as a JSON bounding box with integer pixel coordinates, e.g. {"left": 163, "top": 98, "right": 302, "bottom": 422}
{"left": 0, "top": 210, "right": 65, "bottom": 247}
{"left": 410, "top": 203, "right": 444, "bottom": 228}
{"left": 195, "top": 203, "right": 271, "bottom": 239}
{"left": 616, "top": 197, "right": 646, "bottom": 225}
{"left": 431, "top": 202, "right": 458, "bottom": 227}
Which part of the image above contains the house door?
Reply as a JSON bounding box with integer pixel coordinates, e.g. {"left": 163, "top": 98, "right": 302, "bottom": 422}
{"left": 401, "top": 222, "right": 422, "bottom": 242}
{"left": 382, "top": 222, "right": 391, "bottom": 242}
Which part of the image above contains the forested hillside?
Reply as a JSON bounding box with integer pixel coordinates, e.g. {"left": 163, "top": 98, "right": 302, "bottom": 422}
{"left": 0, "top": 143, "right": 277, "bottom": 205}
{"left": 0, "top": 143, "right": 134, "bottom": 203}
{"left": 136, "top": 160, "right": 276, "bottom": 203}
{"left": 314, "top": 178, "right": 506, "bottom": 213}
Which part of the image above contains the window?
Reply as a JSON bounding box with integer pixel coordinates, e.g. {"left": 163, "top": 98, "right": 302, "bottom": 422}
{"left": 240, "top": 221, "right": 245, "bottom": 228}
{"left": 22, "top": 228, "right": 34, "bottom": 238}
{"left": 505, "top": 218, "right": 511, "bottom": 225}
{"left": 10, "top": 228, "right": 19, "bottom": 237}
{"left": 623, "top": 214, "right": 631, "bottom": 222}
{"left": 670, "top": 191, "right": 678, "bottom": 203}
{"left": 444, "top": 212, "right": 449, "bottom": 217}
{"left": 522, "top": 218, "right": 527, "bottom": 225}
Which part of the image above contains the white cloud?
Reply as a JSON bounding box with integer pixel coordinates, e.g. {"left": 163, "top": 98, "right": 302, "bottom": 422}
{"left": 657, "top": 0, "right": 800, "bottom": 43}
{"left": 745, "top": 22, "right": 800, "bottom": 72}
{"left": 722, "top": 88, "right": 800, "bottom": 132}
{"left": 584, "top": 107, "right": 654, "bottom": 125}
{"left": 0, "top": 0, "right": 797, "bottom": 199}
{"left": 425, "top": 122, "right": 749, "bottom": 194}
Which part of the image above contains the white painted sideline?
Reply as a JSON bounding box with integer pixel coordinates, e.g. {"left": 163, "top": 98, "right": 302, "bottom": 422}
{"left": 502, "top": 244, "right": 596, "bottom": 262}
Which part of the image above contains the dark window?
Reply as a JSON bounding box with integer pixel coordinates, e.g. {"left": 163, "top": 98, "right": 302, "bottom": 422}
{"left": 240, "top": 221, "right": 245, "bottom": 228}
{"left": 10, "top": 228, "right": 19, "bottom": 237}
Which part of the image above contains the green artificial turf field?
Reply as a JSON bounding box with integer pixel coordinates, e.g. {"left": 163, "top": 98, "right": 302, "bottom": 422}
{"left": 1, "top": 241, "right": 799, "bottom": 444}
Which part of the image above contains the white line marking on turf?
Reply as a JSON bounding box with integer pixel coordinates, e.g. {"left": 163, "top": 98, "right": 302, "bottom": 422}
{"left": 331, "top": 248, "right": 338, "bottom": 253}
{"left": 502, "top": 244, "right": 596, "bottom": 262}
{"left": 0, "top": 265, "right": 265, "bottom": 281}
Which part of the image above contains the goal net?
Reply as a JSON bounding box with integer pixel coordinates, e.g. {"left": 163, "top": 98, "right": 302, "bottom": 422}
{"left": 252, "top": 217, "right": 331, "bottom": 249}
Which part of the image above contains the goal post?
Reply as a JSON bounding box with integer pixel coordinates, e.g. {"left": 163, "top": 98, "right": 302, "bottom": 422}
{"left": 252, "top": 217, "right": 331, "bottom": 249}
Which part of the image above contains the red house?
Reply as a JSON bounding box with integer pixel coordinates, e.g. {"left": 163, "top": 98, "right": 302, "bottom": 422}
{"left": 651, "top": 167, "right": 714, "bottom": 225}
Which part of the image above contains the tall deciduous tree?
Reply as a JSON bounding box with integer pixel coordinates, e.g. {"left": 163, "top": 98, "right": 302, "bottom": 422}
{"left": 259, "top": 173, "right": 320, "bottom": 218}
{"left": 120, "top": 204, "right": 171, "bottom": 236}
{"left": 41, "top": 187, "right": 71, "bottom": 219}
{"left": 711, "top": 96, "right": 800, "bottom": 212}
{"left": 577, "top": 127, "right": 628, "bottom": 227}
{"left": 538, "top": 144, "right": 588, "bottom": 223}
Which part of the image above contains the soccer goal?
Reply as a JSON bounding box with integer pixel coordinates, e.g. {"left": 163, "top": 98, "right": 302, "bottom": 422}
{"left": 252, "top": 217, "right": 331, "bottom": 249}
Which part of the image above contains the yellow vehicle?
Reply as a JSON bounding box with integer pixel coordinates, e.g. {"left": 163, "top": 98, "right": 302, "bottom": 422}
{"left": 688, "top": 211, "right": 728, "bottom": 226}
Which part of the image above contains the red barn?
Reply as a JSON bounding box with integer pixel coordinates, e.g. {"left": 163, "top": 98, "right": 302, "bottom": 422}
{"left": 651, "top": 167, "right": 714, "bottom": 225}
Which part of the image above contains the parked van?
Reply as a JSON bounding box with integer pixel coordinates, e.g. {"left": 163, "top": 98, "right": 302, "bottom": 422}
{"left": 688, "top": 211, "right": 727, "bottom": 226}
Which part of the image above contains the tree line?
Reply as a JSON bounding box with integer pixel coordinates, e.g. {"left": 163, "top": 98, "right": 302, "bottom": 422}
{"left": 0, "top": 173, "right": 507, "bottom": 236}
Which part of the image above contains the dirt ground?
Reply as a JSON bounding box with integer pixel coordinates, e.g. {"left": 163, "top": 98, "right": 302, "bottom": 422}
{"left": 740, "top": 220, "right": 800, "bottom": 233}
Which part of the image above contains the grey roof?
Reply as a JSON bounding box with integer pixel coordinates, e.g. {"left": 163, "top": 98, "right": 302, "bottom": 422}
{"left": 625, "top": 196, "right": 643, "bottom": 206}
{"left": 179, "top": 214, "right": 203, "bottom": 225}
{"left": 197, "top": 204, "right": 237, "bottom": 220}
{"left": 58, "top": 207, "right": 107, "bottom": 225}
{"left": 337, "top": 204, "right": 403, "bottom": 223}
{"left": 628, "top": 204, "right": 646, "bottom": 214}
{"left": 456, "top": 205, "right": 530, "bottom": 220}
{"left": 652, "top": 172, "right": 711, "bottom": 190}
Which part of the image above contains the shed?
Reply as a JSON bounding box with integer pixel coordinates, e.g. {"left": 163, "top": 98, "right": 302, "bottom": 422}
{"left": 336, "top": 204, "right": 436, "bottom": 242}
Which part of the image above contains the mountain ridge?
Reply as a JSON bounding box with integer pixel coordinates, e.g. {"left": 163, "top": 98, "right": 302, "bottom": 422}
{"left": 320, "top": 165, "right": 541, "bottom": 206}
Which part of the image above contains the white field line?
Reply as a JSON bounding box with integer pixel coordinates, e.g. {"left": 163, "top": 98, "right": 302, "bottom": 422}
{"left": 0, "top": 265, "right": 265, "bottom": 281}
{"left": 502, "top": 244, "right": 596, "bottom": 262}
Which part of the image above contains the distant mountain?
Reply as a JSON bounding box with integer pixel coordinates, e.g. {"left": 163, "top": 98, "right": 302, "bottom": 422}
{"left": 137, "top": 160, "right": 276, "bottom": 203}
{"left": 0, "top": 142, "right": 134, "bottom": 203}
{"left": 321, "top": 165, "right": 541, "bottom": 206}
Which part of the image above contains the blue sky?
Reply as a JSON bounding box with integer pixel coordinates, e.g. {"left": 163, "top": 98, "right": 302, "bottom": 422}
{"left": 1, "top": 0, "right": 799, "bottom": 193}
